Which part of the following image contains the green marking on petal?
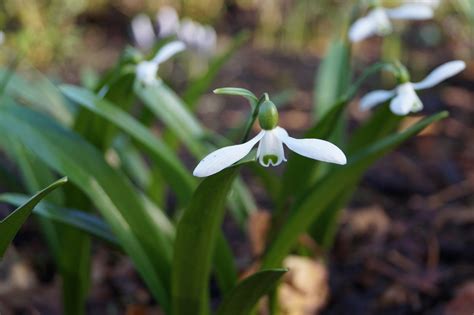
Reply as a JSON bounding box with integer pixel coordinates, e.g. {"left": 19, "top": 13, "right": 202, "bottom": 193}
{"left": 263, "top": 155, "right": 278, "bottom": 165}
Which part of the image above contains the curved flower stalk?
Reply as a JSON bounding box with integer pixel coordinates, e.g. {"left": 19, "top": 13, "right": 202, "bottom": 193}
{"left": 360, "top": 60, "right": 466, "bottom": 115}
{"left": 193, "top": 96, "right": 346, "bottom": 177}
{"left": 135, "top": 41, "right": 186, "bottom": 86}
{"left": 349, "top": 3, "right": 434, "bottom": 42}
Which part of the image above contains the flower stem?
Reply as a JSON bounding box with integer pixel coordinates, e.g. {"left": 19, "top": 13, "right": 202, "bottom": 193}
{"left": 241, "top": 93, "right": 267, "bottom": 143}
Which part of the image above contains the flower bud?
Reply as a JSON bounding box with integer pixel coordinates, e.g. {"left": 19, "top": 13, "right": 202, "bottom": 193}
{"left": 258, "top": 99, "right": 278, "bottom": 130}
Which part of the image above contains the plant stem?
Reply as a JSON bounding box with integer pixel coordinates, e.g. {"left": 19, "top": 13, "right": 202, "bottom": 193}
{"left": 241, "top": 94, "right": 267, "bottom": 143}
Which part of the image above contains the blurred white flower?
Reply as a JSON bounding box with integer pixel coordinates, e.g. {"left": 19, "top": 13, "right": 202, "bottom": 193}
{"left": 349, "top": 4, "right": 434, "bottom": 42}
{"left": 135, "top": 41, "right": 186, "bottom": 85}
{"left": 193, "top": 100, "right": 346, "bottom": 177}
{"left": 360, "top": 60, "right": 466, "bottom": 115}
{"left": 0, "top": 31, "right": 4, "bottom": 45}
{"left": 409, "top": 0, "right": 441, "bottom": 9}
{"left": 156, "top": 6, "right": 180, "bottom": 37}
{"left": 131, "top": 14, "right": 156, "bottom": 50}
{"left": 178, "top": 18, "right": 217, "bottom": 56}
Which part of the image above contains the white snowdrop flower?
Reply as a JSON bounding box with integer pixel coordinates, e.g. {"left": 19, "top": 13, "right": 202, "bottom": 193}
{"left": 178, "top": 18, "right": 216, "bottom": 55}
{"left": 131, "top": 14, "right": 156, "bottom": 50}
{"left": 156, "top": 6, "right": 180, "bottom": 37}
{"left": 349, "top": 4, "right": 434, "bottom": 42}
{"left": 360, "top": 60, "right": 466, "bottom": 115}
{"left": 193, "top": 98, "right": 346, "bottom": 177}
{"left": 135, "top": 41, "right": 186, "bottom": 85}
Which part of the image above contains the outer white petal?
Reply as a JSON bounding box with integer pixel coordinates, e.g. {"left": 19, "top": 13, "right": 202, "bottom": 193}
{"left": 151, "top": 41, "right": 186, "bottom": 64}
{"left": 348, "top": 15, "right": 378, "bottom": 42}
{"left": 277, "top": 127, "right": 347, "bottom": 165}
{"left": 360, "top": 89, "right": 396, "bottom": 110}
{"left": 389, "top": 83, "right": 422, "bottom": 115}
{"left": 156, "top": 6, "right": 180, "bottom": 37}
{"left": 386, "top": 4, "right": 434, "bottom": 20}
{"left": 256, "top": 129, "right": 286, "bottom": 167}
{"left": 131, "top": 14, "right": 156, "bottom": 49}
{"left": 193, "top": 131, "right": 264, "bottom": 177}
{"left": 412, "top": 60, "right": 466, "bottom": 90}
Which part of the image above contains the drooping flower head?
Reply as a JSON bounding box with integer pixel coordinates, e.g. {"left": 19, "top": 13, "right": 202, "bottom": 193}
{"left": 193, "top": 95, "right": 347, "bottom": 177}
{"left": 135, "top": 41, "right": 186, "bottom": 86}
{"left": 349, "top": 2, "right": 434, "bottom": 42}
{"left": 360, "top": 60, "right": 466, "bottom": 115}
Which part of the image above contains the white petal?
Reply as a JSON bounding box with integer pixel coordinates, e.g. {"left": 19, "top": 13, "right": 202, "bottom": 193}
{"left": 193, "top": 131, "right": 264, "bottom": 177}
{"left": 256, "top": 129, "right": 286, "bottom": 167}
{"left": 178, "top": 19, "right": 200, "bottom": 46}
{"left": 278, "top": 128, "right": 347, "bottom": 165}
{"left": 131, "top": 14, "right": 156, "bottom": 49}
{"left": 386, "top": 4, "right": 434, "bottom": 20}
{"left": 151, "top": 41, "right": 186, "bottom": 65}
{"left": 389, "top": 83, "right": 422, "bottom": 115}
{"left": 156, "top": 6, "right": 180, "bottom": 37}
{"left": 135, "top": 60, "right": 159, "bottom": 85}
{"left": 412, "top": 60, "right": 466, "bottom": 90}
{"left": 360, "top": 89, "right": 396, "bottom": 110}
{"left": 348, "top": 15, "right": 378, "bottom": 42}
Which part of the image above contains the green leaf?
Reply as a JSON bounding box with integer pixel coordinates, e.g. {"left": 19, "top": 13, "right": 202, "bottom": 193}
{"left": 182, "top": 31, "right": 250, "bottom": 108}
{"left": 213, "top": 87, "right": 258, "bottom": 107}
{"left": 216, "top": 269, "right": 287, "bottom": 315}
{"left": 262, "top": 112, "right": 448, "bottom": 268}
{"left": 0, "top": 177, "right": 67, "bottom": 258}
{"left": 135, "top": 82, "right": 207, "bottom": 157}
{"left": 60, "top": 84, "right": 195, "bottom": 204}
{"left": 0, "top": 194, "right": 117, "bottom": 245}
{"left": 172, "top": 166, "right": 240, "bottom": 315}
{"left": 0, "top": 68, "right": 72, "bottom": 125}
{"left": 0, "top": 102, "right": 173, "bottom": 313}
{"left": 313, "top": 39, "right": 351, "bottom": 120}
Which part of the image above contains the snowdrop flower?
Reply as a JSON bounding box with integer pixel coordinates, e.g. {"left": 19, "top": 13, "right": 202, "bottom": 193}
{"left": 156, "top": 6, "right": 180, "bottom": 37}
{"left": 349, "top": 3, "right": 434, "bottom": 42}
{"left": 360, "top": 60, "right": 466, "bottom": 115}
{"left": 135, "top": 41, "right": 186, "bottom": 85}
{"left": 131, "top": 14, "right": 156, "bottom": 50}
{"left": 178, "top": 18, "right": 217, "bottom": 55}
{"left": 193, "top": 98, "right": 346, "bottom": 177}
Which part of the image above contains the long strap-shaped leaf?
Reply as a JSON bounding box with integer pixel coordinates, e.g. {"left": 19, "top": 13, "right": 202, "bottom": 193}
{"left": 216, "top": 269, "right": 287, "bottom": 315}
{"left": 172, "top": 166, "right": 240, "bottom": 315}
{"left": 0, "top": 102, "right": 173, "bottom": 313}
{"left": 0, "top": 177, "right": 67, "bottom": 258}
{"left": 262, "top": 112, "right": 448, "bottom": 268}
{"left": 0, "top": 194, "right": 117, "bottom": 245}
{"left": 60, "top": 84, "right": 195, "bottom": 204}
